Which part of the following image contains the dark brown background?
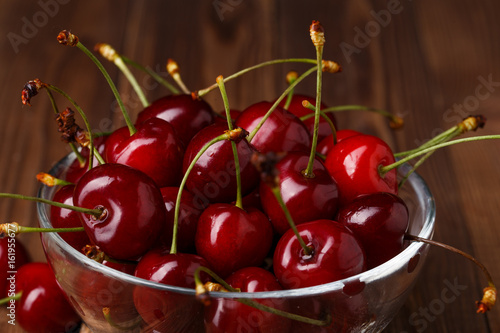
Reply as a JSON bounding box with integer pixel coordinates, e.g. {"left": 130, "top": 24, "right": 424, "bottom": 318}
{"left": 1, "top": 1, "right": 499, "bottom": 332}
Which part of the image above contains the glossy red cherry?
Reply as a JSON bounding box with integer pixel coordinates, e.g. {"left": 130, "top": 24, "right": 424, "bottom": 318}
{"left": 278, "top": 94, "right": 336, "bottom": 142}
{"left": 135, "top": 94, "right": 215, "bottom": 146}
{"left": 73, "top": 163, "right": 166, "bottom": 260}
{"left": 65, "top": 135, "right": 108, "bottom": 183}
{"left": 336, "top": 192, "right": 409, "bottom": 268}
{"left": 50, "top": 184, "right": 92, "bottom": 251}
{"left": 133, "top": 248, "right": 211, "bottom": 332}
{"left": 204, "top": 267, "right": 291, "bottom": 332}
{"left": 273, "top": 219, "right": 366, "bottom": 289}
{"left": 316, "top": 129, "right": 362, "bottom": 156}
{"left": 159, "top": 187, "right": 206, "bottom": 252}
{"left": 0, "top": 237, "right": 30, "bottom": 298}
{"left": 195, "top": 203, "right": 273, "bottom": 278}
{"left": 182, "top": 123, "right": 259, "bottom": 204}
{"left": 259, "top": 152, "right": 338, "bottom": 235}
{"left": 105, "top": 117, "right": 184, "bottom": 188}
{"left": 324, "top": 134, "right": 398, "bottom": 205}
{"left": 235, "top": 101, "right": 311, "bottom": 153}
{"left": 12, "top": 262, "right": 81, "bottom": 333}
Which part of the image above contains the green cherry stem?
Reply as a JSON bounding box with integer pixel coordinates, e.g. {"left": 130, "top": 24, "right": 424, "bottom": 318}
{"left": 121, "top": 55, "right": 181, "bottom": 94}
{"left": 302, "top": 100, "right": 337, "bottom": 146}
{"left": 95, "top": 43, "right": 150, "bottom": 108}
{"left": 216, "top": 75, "right": 243, "bottom": 209}
{"left": 0, "top": 222, "right": 84, "bottom": 237}
{"left": 283, "top": 71, "right": 298, "bottom": 110}
{"left": 57, "top": 30, "right": 136, "bottom": 136}
{"left": 166, "top": 59, "right": 191, "bottom": 95}
{"left": 0, "top": 292, "right": 22, "bottom": 306}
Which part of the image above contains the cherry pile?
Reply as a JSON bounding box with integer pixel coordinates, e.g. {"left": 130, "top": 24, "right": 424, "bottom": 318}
{"left": 1, "top": 20, "right": 497, "bottom": 333}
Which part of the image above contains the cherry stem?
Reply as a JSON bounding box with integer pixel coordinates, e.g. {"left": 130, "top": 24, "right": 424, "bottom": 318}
{"left": 270, "top": 186, "right": 312, "bottom": 256}
{"left": 0, "top": 222, "right": 84, "bottom": 238}
{"left": 247, "top": 66, "right": 318, "bottom": 142}
{"left": 171, "top": 131, "right": 235, "bottom": 254}
{"left": 102, "top": 307, "right": 143, "bottom": 331}
{"left": 302, "top": 100, "right": 338, "bottom": 149}
{"left": 194, "top": 266, "right": 331, "bottom": 327}
{"left": 36, "top": 172, "right": 73, "bottom": 187}
{"left": 405, "top": 234, "right": 496, "bottom": 313}
{"left": 283, "top": 71, "right": 298, "bottom": 110}
{"left": 167, "top": 59, "right": 190, "bottom": 94}
{"left": 379, "top": 135, "right": 500, "bottom": 177}
{"left": 121, "top": 55, "right": 181, "bottom": 94}
{"left": 195, "top": 58, "right": 334, "bottom": 98}
{"left": 0, "top": 193, "right": 103, "bottom": 218}
{"left": 0, "top": 291, "right": 22, "bottom": 306}
{"left": 216, "top": 75, "right": 243, "bottom": 209}
{"left": 95, "top": 43, "right": 150, "bottom": 108}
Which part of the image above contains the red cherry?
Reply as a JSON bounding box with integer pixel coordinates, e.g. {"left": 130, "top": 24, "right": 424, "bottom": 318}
{"left": 273, "top": 219, "right": 366, "bottom": 289}
{"left": 182, "top": 123, "right": 259, "bottom": 204}
{"left": 259, "top": 152, "right": 339, "bottom": 235}
{"left": 105, "top": 117, "right": 184, "bottom": 188}
{"left": 50, "top": 184, "right": 92, "bottom": 251}
{"left": 13, "top": 262, "right": 81, "bottom": 333}
{"left": 65, "top": 135, "right": 108, "bottom": 183}
{"left": 159, "top": 187, "right": 206, "bottom": 252}
{"left": 135, "top": 94, "right": 215, "bottom": 146}
{"left": 336, "top": 192, "right": 409, "bottom": 268}
{"left": 73, "top": 163, "right": 166, "bottom": 260}
{"left": 133, "top": 248, "right": 211, "bottom": 332}
{"left": 235, "top": 101, "right": 311, "bottom": 153}
{"left": 278, "top": 94, "right": 336, "bottom": 142}
{"left": 324, "top": 134, "right": 398, "bottom": 205}
{"left": 214, "top": 109, "right": 241, "bottom": 125}
{"left": 316, "top": 129, "right": 362, "bottom": 156}
{"left": 0, "top": 238, "right": 30, "bottom": 298}
{"left": 195, "top": 203, "right": 273, "bottom": 278}
{"left": 204, "top": 267, "right": 291, "bottom": 332}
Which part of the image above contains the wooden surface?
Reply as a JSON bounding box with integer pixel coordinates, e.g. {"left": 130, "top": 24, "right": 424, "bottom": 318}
{"left": 1, "top": 1, "right": 499, "bottom": 332}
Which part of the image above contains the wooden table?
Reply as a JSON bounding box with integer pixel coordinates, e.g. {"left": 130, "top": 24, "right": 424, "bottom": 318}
{"left": 1, "top": 1, "right": 499, "bottom": 332}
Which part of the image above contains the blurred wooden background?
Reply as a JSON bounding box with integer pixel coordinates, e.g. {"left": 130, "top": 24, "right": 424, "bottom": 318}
{"left": 1, "top": 0, "right": 499, "bottom": 332}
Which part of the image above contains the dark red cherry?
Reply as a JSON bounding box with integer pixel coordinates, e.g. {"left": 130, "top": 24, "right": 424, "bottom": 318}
{"left": 50, "top": 184, "right": 92, "bottom": 251}
{"left": 316, "top": 129, "right": 362, "bottom": 156}
{"left": 214, "top": 109, "right": 241, "bottom": 125}
{"left": 278, "top": 94, "right": 336, "bottom": 142}
{"left": 273, "top": 219, "right": 366, "bottom": 289}
{"left": 159, "top": 187, "right": 206, "bottom": 252}
{"left": 182, "top": 123, "right": 259, "bottom": 204}
{"left": 133, "top": 248, "right": 211, "bottom": 332}
{"left": 195, "top": 203, "right": 273, "bottom": 278}
{"left": 13, "top": 262, "right": 81, "bottom": 333}
{"left": 259, "top": 152, "right": 338, "bottom": 235}
{"left": 65, "top": 135, "right": 108, "bottom": 183}
{"left": 0, "top": 237, "right": 30, "bottom": 298}
{"left": 336, "top": 192, "right": 409, "bottom": 268}
{"left": 105, "top": 117, "right": 184, "bottom": 188}
{"left": 73, "top": 163, "right": 166, "bottom": 260}
{"left": 135, "top": 94, "right": 215, "bottom": 146}
{"left": 204, "top": 267, "right": 291, "bottom": 333}
{"left": 324, "top": 134, "right": 398, "bottom": 205}
{"left": 235, "top": 101, "right": 311, "bottom": 153}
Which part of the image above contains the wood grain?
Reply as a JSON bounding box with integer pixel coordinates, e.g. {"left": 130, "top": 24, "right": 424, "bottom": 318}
{"left": 0, "top": 0, "right": 499, "bottom": 332}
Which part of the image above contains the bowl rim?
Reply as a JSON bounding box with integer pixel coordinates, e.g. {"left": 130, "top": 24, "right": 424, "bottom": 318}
{"left": 38, "top": 153, "right": 436, "bottom": 300}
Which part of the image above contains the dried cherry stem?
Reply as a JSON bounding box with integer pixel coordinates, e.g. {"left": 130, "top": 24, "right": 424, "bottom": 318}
{"left": 171, "top": 129, "right": 248, "bottom": 254}
{"left": 102, "top": 307, "right": 142, "bottom": 331}
{"left": 83, "top": 245, "right": 138, "bottom": 265}
{"left": 379, "top": 135, "right": 500, "bottom": 178}
{"left": 194, "top": 266, "right": 331, "bottom": 327}
{"left": 302, "top": 100, "right": 337, "bottom": 147}
{"left": 57, "top": 30, "right": 136, "bottom": 136}
{"left": 303, "top": 20, "right": 326, "bottom": 178}
{"left": 0, "top": 292, "right": 22, "bottom": 306}
{"left": 405, "top": 234, "right": 496, "bottom": 313}
{"left": 121, "top": 55, "right": 180, "bottom": 94}
{"left": 167, "top": 59, "right": 190, "bottom": 94}
{"left": 217, "top": 75, "right": 243, "bottom": 209}
{"left": 194, "top": 58, "right": 341, "bottom": 98}
{"left": 300, "top": 104, "right": 404, "bottom": 129}
{"left": 36, "top": 172, "right": 73, "bottom": 187}
{"left": 0, "top": 193, "right": 103, "bottom": 218}
{"left": 95, "top": 43, "right": 150, "bottom": 108}
{"left": 0, "top": 222, "right": 84, "bottom": 238}
{"left": 247, "top": 66, "right": 318, "bottom": 142}
{"left": 283, "top": 71, "right": 298, "bottom": 110}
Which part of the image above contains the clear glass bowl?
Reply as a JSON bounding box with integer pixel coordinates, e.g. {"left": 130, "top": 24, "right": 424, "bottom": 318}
{"left": 37, "top": 153, "right": 435, "bottom": 333}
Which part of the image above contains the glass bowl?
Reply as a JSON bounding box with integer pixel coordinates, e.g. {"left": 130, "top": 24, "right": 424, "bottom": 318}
{"left": 37, "top": 153, "right": 435, "bottom": 333}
